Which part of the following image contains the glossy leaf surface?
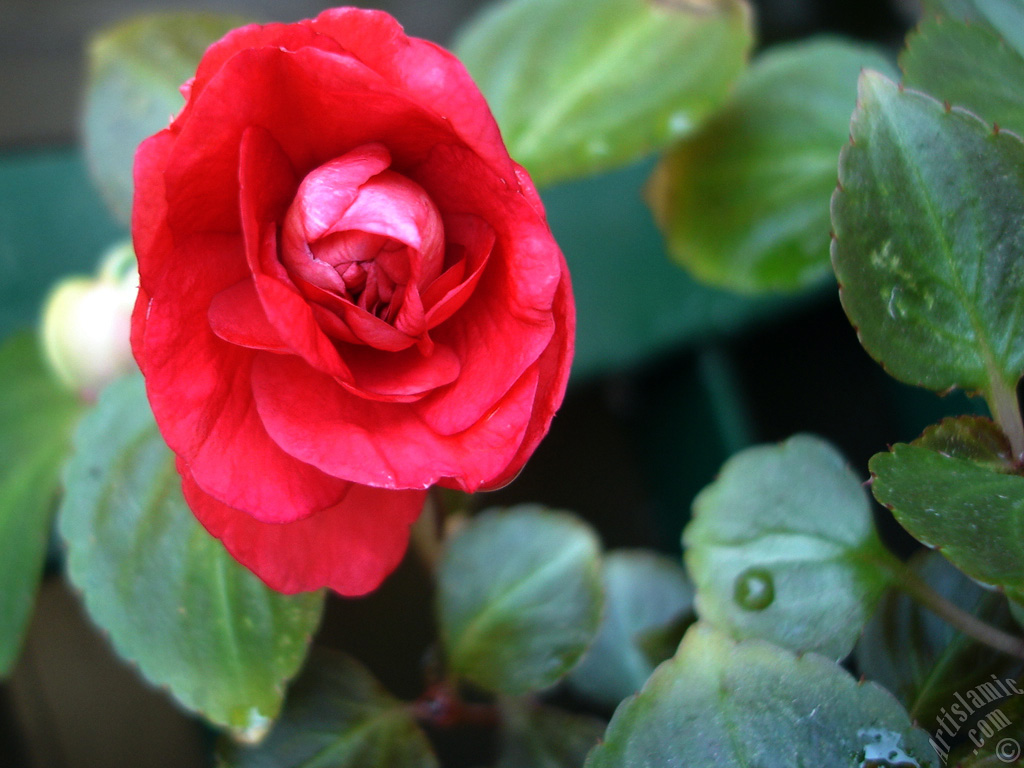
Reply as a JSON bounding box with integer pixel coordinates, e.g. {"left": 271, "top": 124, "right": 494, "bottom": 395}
{"left": 585, "top": 623, "right": 938, "bottom": 767}
{"left": 59, "top": 375, "right": 323, "bottom": 740}
{"left": 437, "top": 506, "right": 603, "bottom": 695}
{"left": 650, "top": 38, "right": 894, "bottom": 293}
{"left": 685, "top": 434, "right": 893, "bottom": 659}
{"left": 224, "top": 650, "right": 438, "bottom": 767}
{"left": 903, "top": 16, "right": 1024, "bottom": 136}
{"left": 831, "top": 72, "right": 1024, "bottom": 403}
{"left": 0, "top": 334, "right": 82, "bottom": 676}
{"left": 871, "top": 416, "right": 1024, "bottom": 594}
{"left": 568, "top": 550, "right": 693, "bottom": 707}
{"left": 456, "top": 0, "right": 753, "bottom": 187}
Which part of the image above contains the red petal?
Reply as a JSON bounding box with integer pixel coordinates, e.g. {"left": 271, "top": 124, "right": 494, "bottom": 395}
{"left": 182, "top": 470, "right": 426, "bottom": 595}
{"left": 134, "top": 225, "right": 348, "bottom": 522}
{"left": 479, "top": 267, "right": 575, "bottom": 490}
{"left": 238, "top": 128, "right": 352, "bottom": 380}
{"left": 208, "top": 279, "right": 289, "bottom": 352}
{"left": 173, "top": 22, "right": 343, "bottom": 129}
{"left": 341, "top": 342, "right": 460, "bottom": 402}
{"left": 164, "top": 46, "right": 463, "bottom": 235}
{"left": 251, "top": 353, "right": 538, "bottom": 491}
{"left": 307, "top": 8, "right": 515, "bottom": 181}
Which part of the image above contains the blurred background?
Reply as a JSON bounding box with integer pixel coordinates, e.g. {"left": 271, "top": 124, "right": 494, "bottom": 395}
{"left": 0, "top": 1, "right": 942, "bottom": 767}
{"left": 0, "top": 0, "right": 918, "bottom": 147}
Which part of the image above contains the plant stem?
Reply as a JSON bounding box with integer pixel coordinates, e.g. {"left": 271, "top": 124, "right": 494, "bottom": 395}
{"left": 888, "top": 560, "right": 1024, "bottom": 660}
{"left": 987, "top": 378, "right": 1024, "bottom": 463}
{"left": 408, "top": 682, "right": 500, "bottom": 730}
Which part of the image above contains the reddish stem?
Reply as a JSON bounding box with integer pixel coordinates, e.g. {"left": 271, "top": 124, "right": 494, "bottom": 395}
{"left": 409, "top": 682, "right": 500, "bottom": 730}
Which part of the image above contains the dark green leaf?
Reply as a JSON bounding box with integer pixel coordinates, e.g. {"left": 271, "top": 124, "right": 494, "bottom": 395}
{"left": 649, "top": 37, "right": 895, "bottom": 293}
{"left": 685, "top": 434, "right": 894, "bottom": 659}
{"left": 902, "top": 16, "right": 1024, "bottom": 137}
{"left": 59, "top": 374, "right": 323, "bottom": 740}
{"left": 437, "top": 506, "right": 603, "bottom": 695}
{"left": 82, "top": 13, "right": 248, "bottom": 224}
{"left": 857, "top": 551, "right": 1021, "bottom": 728}
{"left": 831, "top": 71, "right": 1024, "bottom": 405}
{"left": 0, "top": 152, "right": 123, "bottom": 338}
{"left": 222, "top": 650, "right": 438, "bottom": 768}
{"left": 497, "top": 699, "right": 605, "bottom": 768}
{"left": 585, "top": 623, "right": 938, "bottom": 767}
{"left": 546, "top": 161, "right": 805, "bottom": 379}
{"left": 922, "top": 0, "right": 1024, "bottom": 58}
{"left": 455, "top": 0, "right": 753, "bottom": 187}
{"left": 567, "top": 550, "right": 693, "bottom": 708}
{"left": 0, "top": 334, "right": 82, "bottom": 676}
{"left": 870, "top": 416, "right": 1024, "bottom": 595}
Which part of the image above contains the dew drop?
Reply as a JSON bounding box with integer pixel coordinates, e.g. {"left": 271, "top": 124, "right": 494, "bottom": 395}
{"left": 733, "top": 568, "right": 774, "bottom": 611}
{"left": 857, "top": 728, "right": 921, "bottom": 768}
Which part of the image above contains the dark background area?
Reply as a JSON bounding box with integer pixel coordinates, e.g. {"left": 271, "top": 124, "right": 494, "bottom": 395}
{"left": 0, "top": 1, "right": 948, "bottom": 766}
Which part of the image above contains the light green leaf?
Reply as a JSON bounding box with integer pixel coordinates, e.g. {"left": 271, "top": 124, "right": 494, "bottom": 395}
{"left": 455, "top": 0, "right": 753, "bottom": 187}
{"left": 685, "top": 434, "right": 894, "bottom": 660}
{"left": 568, "top": 550, "right": 693, "bottom": 708}
{"left": 546, "top": 161, "right": 803, "bottom": 379}
{"left": 82, "top": 13, "right": 248, "bottom": 224}
{"left": 902, "top": 16, "right": 1024, "bottom": 136}
{"left": 497, "top": 699, "right": 605, "bottom": 768}
{"left": 437, "top": 506, "right": 603, "bottom": 695}
{"left": 585, "top": 623, "right": 938, "bottom": 767}
{"left": 870, "top": 416, "right": 1024, "bottom": 594}
{"left": 922, "top": 0, "right": 1024, "bottom": 58}
{"left": 857, "top": 552, "right": 1019, "bottom": 727}
{"left": 831, "top": 71, "right": 1024, "bottom": 406}
{"left": 222, "top": 650, "right": 438, "bottom": 768}
{"left": 649, "top": 37, "right": 895, "bottom": 293}
{"left": 59, "top": 374, "right": 323, "bottom": 740}
{"left": 0, "top": 334, "right": 82, "bottom": 676}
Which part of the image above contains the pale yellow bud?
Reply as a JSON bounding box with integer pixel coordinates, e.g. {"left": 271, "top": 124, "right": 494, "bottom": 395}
{"left": 41, "top": 241, "right": 138, "bottom": 399}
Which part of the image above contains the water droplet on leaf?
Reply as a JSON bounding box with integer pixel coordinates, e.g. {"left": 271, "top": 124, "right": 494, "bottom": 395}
{"left": 857, "top": 728, "right": 922, "bottom": 768}
{"left": 733, "top": 568, "right": 774, "bottom": 611}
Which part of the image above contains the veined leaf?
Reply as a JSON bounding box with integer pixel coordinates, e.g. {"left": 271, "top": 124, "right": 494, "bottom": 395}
{"left": 59, "top": 374, "right": 323, "bottom": 740}
{"left": 455, "top": 0, "right": 753, "bottom": 187}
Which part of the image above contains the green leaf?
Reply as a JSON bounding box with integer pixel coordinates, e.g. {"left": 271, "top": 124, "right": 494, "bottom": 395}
{"left": 455, "top": 0, "right": 753, "bottom": 187}
{"left": 497, "top": 699, "right": 605, "bottom": 768}
{"left": 870, "top": 416, "right": 1024, "bottom": 594}
{"left": 546, "top": 161, "right": 805, "bottom": 379}
{"left": 831, "top": 71, "right": 1024, "bottom": 405}
{"left": 0, "top": 334, "right": 82, "bottom": 676}
{"left": 684, "top": 434, "right": 894, "bottom": 660}
{"left": 567, "top": 550, "right": 693, "bottom": 708}
{"left": 902, "top": 16, "right": 1024, "bottom": 137}
{"left": 649, "top": 37, "right": 895, "bottom": 293}
{"left": 585, "top": 623, "right": 938, "bottom": 767}
{"left": 82, "top": 13, "right": 248, "bottom": 225}
{"left": 437, "top": 506, "right": 603, "bottom": 695}
{"left": 857, "top": 552, "right": 1020, "bottom": 727}
{"left": 58, "top": 374, "right": 323, "bottom": 740}
{"left": 922, "top": 0, "right": 1024, "bottom": 58}
{"left": 221, "top": 650, "right": 438, "bottom": 768}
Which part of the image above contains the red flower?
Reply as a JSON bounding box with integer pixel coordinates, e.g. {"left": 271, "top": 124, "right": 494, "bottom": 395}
{"left": 130, "top": 8, "right": 574, "bottom": 595}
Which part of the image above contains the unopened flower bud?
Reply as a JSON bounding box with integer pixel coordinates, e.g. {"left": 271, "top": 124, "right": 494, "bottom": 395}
{"left": 41, "top": 242, "right": 138, "bottom": 399}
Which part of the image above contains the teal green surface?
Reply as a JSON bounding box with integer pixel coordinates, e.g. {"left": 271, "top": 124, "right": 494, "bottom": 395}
{"left": 0, "top": 149, "right": 124, "bottom": 339}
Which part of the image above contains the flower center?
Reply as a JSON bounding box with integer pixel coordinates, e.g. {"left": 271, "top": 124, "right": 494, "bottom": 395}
{"left": 281, "top": 145, "right": 444, "bottom": 336}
